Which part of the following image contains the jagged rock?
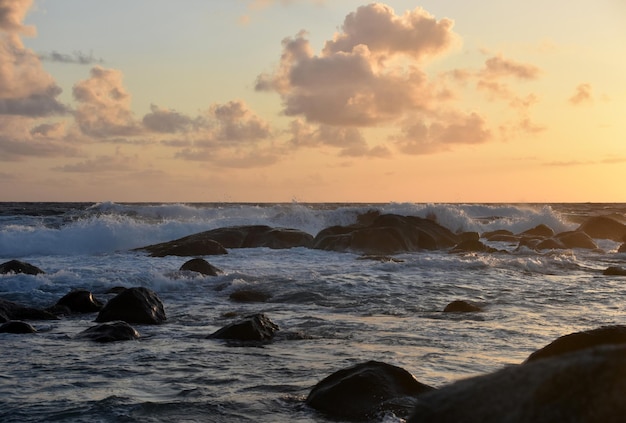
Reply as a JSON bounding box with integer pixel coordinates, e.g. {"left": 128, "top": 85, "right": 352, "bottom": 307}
{"left": 77, "top": 321, "right": 140, "bottom": 343}
{"left": 207, "top": 313, "right": 278, "bottom": 341}
{"left": 577, "top": 215, "right": 626, "bottom": 241}
{"left": 307, "top": 360, "right": 434, "bottom": 421}
{"left": 0, "top": 320, "right": 37, "bottom": 334}
{"left": 525, "top": 325, "right": 626, "bottom": 363}
{"left": 96, "top": 287, "right": 166, "bottom": 325}
{"left": 443, "top": 300, "right": 483, "bottom": 313}
{"left": 179, "top": 258, "right": 222, "bottom": 276}
{"left": 55, "top": 289, "right": 103, "bottom": 313}
{"left": 409, "top": 345, "right": 626, "bottom": 423}
{"left": 0, "top": 259, "right": 45, "bottom": 275}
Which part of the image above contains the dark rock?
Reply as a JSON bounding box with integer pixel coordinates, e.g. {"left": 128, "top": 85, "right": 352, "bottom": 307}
{"left": 307, "top": 360, "right": 434, "bottom": 421}
{"left": 409, "top": 345, "right": 626, "bottom": 423}
{"left": 577, "top": 215, "right": 626, "bottom": 241}
{"left": 136, "top": 235, "right": 228, "bottom": 257}
{"left": 0, "top": 298, "right": 58, "bottom": 323}
{"left": 554, "top": 231, "right": 598, "bottom": 249}
{"left": 619, "top": 243, "right": 626, "bottom": 253}
{"left": 525, "top": 325, "right": 626, "bottom": 363}
{"left": 77, "top": 321, "right": 140, "bottom": 343}
{"left": 229, "top": 289, "right": 271, "bottom": 303}
{"left": 0, "top": 259, "right": 45, "bottom": 275}
{"left": 520, "top": 224, "right": 555, "bottom": 238}
{"left": 179, "top": 258, "right": 222, "bottom": 276}
{"left": 482, "top": 229, "right": 514, "bottom": 240}
{"left": 604, "top": 266, "right": 626, "bottom": 276}
{"left": 534, "top": 238, "right": 565, "bottom": 250}
{"left": 0, "top": 320, "right": 37, "bottom": 334}
{"left": 313, "top": 214, "right": 459, "bottom": 254}
{"left": 178, "top": 225, "right": 313, "bottom": 249}
{"left": 443, "top": 300, "right": 483, "bottom": 313}
{"left": 106, "top": 286, "right": 127, "bottom": 294}
{"left": 356, "top": 255, "right": 405, "bottom": 263}
{"left": 458, "top": 232, "right": 480, "bottom": 242}
{"left": 449, "top": 239, "right": 498, "bottom": 253}
{"left": 96, "top": 287, "right": 166, "bottom": 325}
{"left": 486, "top": 234, "right": 520, "bottom": 243}
{"left": 207, "top": 313, "right": 279, "bottom": 341}
{"left": 55, "top": 289, "right": 103, "bottom": 313}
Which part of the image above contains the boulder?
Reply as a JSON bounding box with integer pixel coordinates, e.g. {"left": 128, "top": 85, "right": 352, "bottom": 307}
{"left": 525, "top": 325, "right": 626, "bottom": 363}
{"left": 95, "top": 287, "right": 166, "bottom": 325}
{"left": 443, "top": 300, "right": 483, "bottom": 313}
{"left": 449, "top": 239, "right": 498, "bottom": 253}
{"left": 77, "top": 321, "right": 140, "bottom": 343}
{"left": 604, "top": 266, "right": 626, "bottom": 276}
{"left": 307, "top": 360, "right": 434, "bottom": 421}
{"left": 0, "top": 298, "right": 58, "bottom": 323}
{"left": 0, "top": 259, "right": 45, "bottom": 275}
{"left": 313, "top": 214, "right": 459, "bottom": 254}
{"left": 136, "top": 235, "right": 228, "bottom": 257}
{"left": 179, "top": 258, "right": 222, "bottom": 276}
{"left": 207, "top": 313, "right": 279, "bottom": 341}
{"left": 55, "top": 289, "right": 103, "bottom": 313}
{"left": 0, "top": 320, "right": 37, "bottom": 334}
{"left": 482, "top": 229, "right": 515, "bottom": 241}
{"left": 554, "top": 231, "right": 598, "bottom": 249}
{"left": 577, "top": 215, "right": 626, "bottom": 241}
{"left": 409, "top": 345, "right": 626, "bottom": 423}
{"left": 618, "top": 243, "right": 626, "bottom": 253}
{"left": 520, "top": 224, "right": 555, "bottom": 238}
{"left": 229, "top": 289, "right": 271, "bottom": 303}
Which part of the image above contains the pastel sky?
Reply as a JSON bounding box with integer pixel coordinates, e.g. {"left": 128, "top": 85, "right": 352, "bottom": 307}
{"left": 1, "top": 0, "right": 625, "bottom": 202}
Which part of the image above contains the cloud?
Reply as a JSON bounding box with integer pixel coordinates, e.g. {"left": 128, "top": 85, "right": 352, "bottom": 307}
{"left": 39, "top": 50, "right": 104, "bottom": 65}
{"left": 568, "top": 83, "right": 592, "bottom": 105}
{"left": 0, "top": 0, "right": 67, "bottom": 117}
{"left": 72, "top": 66, "right": 141, "bottom": 137}
{"left": 53, "top": 151, "right": 136, "bottom": 172}
{"left": 142, "top": 104, "right": 197, "bottom": 133}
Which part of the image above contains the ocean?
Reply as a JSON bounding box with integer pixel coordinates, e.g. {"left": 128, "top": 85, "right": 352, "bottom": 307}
{"left": 1, "top": 202, "right": 625, "bottom": 422}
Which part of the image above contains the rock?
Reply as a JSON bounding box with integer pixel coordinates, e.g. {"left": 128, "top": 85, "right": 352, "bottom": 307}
{"left": 0, "top": 259, "right": 45, "bottom": 275}
{"left": 306, "top": 360, "right": 434, "bottom": 421}
{"left": 604, "top": 266, "right": 626, "bottom": 276}
{"left": 554, "top": 231, "right": 598, "bottom": 249}
{"left": 534, "top": 238, "right": 564, "bottom": 250}
{"left": 577, "top": 215, "right": 626, "bottom": 241}
{"left": 199, "top": 225, "right": 314, "bottom": 249}
{"left": 55, "top": 289, "right": 103, "bottom": 313}
{"left": 525, "top": 325, "right": 626, "bottom": 363}
{"left": 0, "top": 320, "right": 37, "bottom": 334}
{"left": 458, "top": 231, "right": 480, "bottom": 242}
{"left": 409, "top": 345, "right": 626, "bottom": 423}
{"left": 136, "top": 235, "right": 228, "bottom": 257}
{"left": 313, "top": 214, "right": 459, "bottom": 254}
{"left": 179, "top": 258, "right": 222, "bottom": 276}
{"left": 443, "top": 300, "right": 483, "bottom": 313}
{"left": 229, "top": 289, "right": 271, "bottom": 303}
{"left": 77, "top": 321, "right": 140, "bottom": 343}
{"left": 356, "top": 255, "right": 404, "bottom": 263}
{"left": 207, "top": 313, "right": 279, "bottom": 341}
{"left": 96, "top": 287, "right": 166, "bottom": 325}
{"left": 482, "top": 229, "right": 514, "bottom": 241}
{"left": 449, "top": 239, "right": 498, "bottom": 253}
{"left": 106, "top": 286, "right": 127, "bottom": 294}
{"left": 520, "top": 224, "right": 555, "bottom": 238}
{"left": 0, "top": 298, "right": 58, "bottom": 323}
{"left": 619, "top": 243, "right": 626, "bottom": 253}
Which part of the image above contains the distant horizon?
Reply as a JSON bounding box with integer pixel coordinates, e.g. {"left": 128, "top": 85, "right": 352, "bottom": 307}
{"left": 1, "top": 1, "right": 625, "bottom": 202}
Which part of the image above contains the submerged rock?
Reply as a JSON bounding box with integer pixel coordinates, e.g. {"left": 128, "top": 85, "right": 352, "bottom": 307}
{"left": 179, "top": 258, "right": 222, "bottom": 276}
{"left": 229, "top": 289, "right": 271, "bottom": 303}
{"left": 0, "top": 320, "right": 37, "bottom": 334}
{"left": 0, "top": 259, "right": 45, "bottom": 275}
{"left": 77, "top": 321, "right": 140, "bottom": 343}
{"left": 525, "top": 325, "right": 626, "bottom": 363}
{"left": 307, "top": 360, "right": 434, "bottom": 421}
{"left": 604, "top": 266, "right": 626, "bottom": 276}
{"left": 55, "top": 289, "right": 103, "bottom": 314}
{"left": 443, "top": 300, "right": 483, "bottom": 313}
{"left": 0, "top": 298, "right": 58, "bottom": 323}
{"left": 207, "top": 313, "right": 279, "bottom": 341}
{"left": 449, "top": 239, "right": 499, "bottom": 254}
{"left": 96, "top": 287, "right": 166, "bottom": 325}
{"left": 409, "top": 345, "right": 626, "bottom": 423}
{"left": 136, "top": 235, "right": 228, "bottom": 257}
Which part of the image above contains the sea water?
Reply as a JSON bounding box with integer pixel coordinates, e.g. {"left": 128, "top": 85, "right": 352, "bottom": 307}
{"left": 1, "top": 202, "right": 625, "bottom": 422}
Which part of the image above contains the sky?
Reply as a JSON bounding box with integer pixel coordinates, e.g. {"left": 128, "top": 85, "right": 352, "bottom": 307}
{"left": 1, "top": 0, "right": 625, "bottom": 203}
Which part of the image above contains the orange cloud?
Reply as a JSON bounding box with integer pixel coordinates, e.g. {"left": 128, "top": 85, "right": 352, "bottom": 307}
{"left": 568, "top": 83, "right": 592, "bottom": 105}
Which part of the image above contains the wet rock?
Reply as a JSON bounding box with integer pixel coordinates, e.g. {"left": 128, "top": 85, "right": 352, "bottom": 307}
{"left": 55, "top": 289, "right": 103, "bottom": 313}
{"left": 0, "top": 298, "right": 58, "bottom": 323}
{"left": 604, "top": 266, "right": 626, "bottom": 276}
{"left": 229, "top": 289, "right": 271, "bottom": 303}
{"left": 96, "top": 287, "right": 166, "bottom": 325}
{"left": 0, "top": 320, "right": 37, "bottom": 334}
{"left": 179, "top": 258, "right": 222, "bottom": 276}
{"left": 207, "top": 313, "right": 279, "bottom": 341}
{"left": 525, "top": 325, "right": 626, "bottom": 363}
{"left": 449, "top": 239, "right": 498, "bottom": 253}
{"left": 136, "top": 235, "right": 228, "bottom": 257}
{"left": 520, "top": 224, "right": 555, "bottom": 238}
{"left": 618, "top": 243, "right": 626, "bottom": 253}
{"left": 458, "top": 232, "right": 480, "bottom": 242}
{"left": 106, "top": 286, "right": 127, "bottom": 294}
{"left": 314, "top": 214, "right": 459, "bottom": 255}
{"left": 77, "top": 321, "right": 140, "bottom": 343}
{"left": 0, "top": 259, "right": 45, "bottom": 275}
{"left": 409, "top": 345, "right": 626, "bottom": 423}
{"left": 443, "top": 300, "right": 483, "bottom": 313}
{"left": 307, "top": 360, "right": 434, "bottom": 421}
{"left": 554, "top": 231, "right": 598, "bottom": 249}
{"left": 482, "top": 229, "right": 515, "bottom": 241}
{"left": 577, "top": 215, "right": 626, "bottom": 241}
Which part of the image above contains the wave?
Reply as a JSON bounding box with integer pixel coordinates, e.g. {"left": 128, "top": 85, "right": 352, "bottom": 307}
{"left": 0, "top": 202, "right": 583, "bottom": 257}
